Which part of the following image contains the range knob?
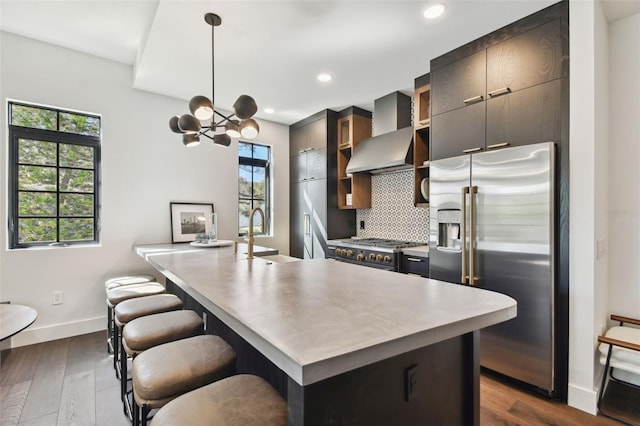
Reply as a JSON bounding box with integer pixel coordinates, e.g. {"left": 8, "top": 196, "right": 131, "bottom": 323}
{"left": 357, "top": 253, "right": 365, "bottom": 261}
{"left": 383, "top": 255, "right": 392, "bottom": 263}
{"left": 376, "top": 254, "right": 383, "bottom": 262}
{"left": 336, "top": 249, "right": 344, "bottom": 256}
{"left": 369, "top": 253, "right": 376, "bottom": 261}
{"left": 346, "top": 250, "right": 354, "bottom": 257}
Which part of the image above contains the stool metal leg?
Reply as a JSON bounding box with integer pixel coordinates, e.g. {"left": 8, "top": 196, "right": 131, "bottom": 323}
{"left": 113, "top": 324, "right": 120, "bottom": 377}
{"left": 120, "top": 341, "right": 127, "bottom": 405}
{"left": 107, "top": 305, "right": 113, "bottom": 353}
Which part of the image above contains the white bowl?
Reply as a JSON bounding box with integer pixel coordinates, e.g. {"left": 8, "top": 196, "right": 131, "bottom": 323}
{"left": 420, "top": 178, "right": 429, "bottom": 200}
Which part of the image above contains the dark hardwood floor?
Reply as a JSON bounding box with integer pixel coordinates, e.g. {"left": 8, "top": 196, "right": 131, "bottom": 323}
{"left": 0, "top": 331, "right": 624, "bottom": 425}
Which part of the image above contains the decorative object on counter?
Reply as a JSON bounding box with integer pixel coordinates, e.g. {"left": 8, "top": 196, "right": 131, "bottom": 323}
{"left": 168, "top": 13, "right": 259, "bottom": 147}
{"left": 170, "top": 202, "right": 214, "bottom": 243}
{"left": 346, "top": 193, "right": 352, "bottom": 206}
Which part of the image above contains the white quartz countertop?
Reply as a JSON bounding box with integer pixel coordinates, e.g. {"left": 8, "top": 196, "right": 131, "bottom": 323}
{"left": 134, "top": 243, "right": 516, "bottom": 386}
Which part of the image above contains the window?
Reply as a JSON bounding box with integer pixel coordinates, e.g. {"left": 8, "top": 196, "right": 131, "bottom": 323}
{"left": 7, "top": 101, "right": 101, "bottom": 248}
{"left": 238, "top": 142, "right": 270, "bottom": 236}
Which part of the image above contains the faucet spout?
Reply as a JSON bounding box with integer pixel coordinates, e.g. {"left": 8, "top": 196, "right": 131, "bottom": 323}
{"left": 246, "top": 207, "right": 265, "bottom": 259}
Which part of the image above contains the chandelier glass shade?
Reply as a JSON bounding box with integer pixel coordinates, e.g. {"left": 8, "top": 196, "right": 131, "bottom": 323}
{"left": 169, "top": 13, "right": 259, "bottom": 147}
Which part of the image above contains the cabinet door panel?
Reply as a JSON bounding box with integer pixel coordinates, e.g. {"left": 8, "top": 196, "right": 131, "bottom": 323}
{"left": 308, "top": 178, "right": 327, "bottom": 231}
{"left": 486, "top": 79, "right": 562, "bottom": 148}
{"left": 306, "top": 119, "right": 327, "bottom": 151}
{"left": 431, "top": 101, "right": 486, "bottom": 161}
{"left": 290, "top": 183, "right": 305, "bottom": 259}
{"left": 487, "top": 19, "right": 562, "bottom": 95}
{"left": 290, "top": 154, "right": 307, "bottom": 182}
{"left": 306, "top": 148, "right": 327, "bottom": 180}
{"left": 290, "top": 126, "right": 307, "bottom": 157}
{"left": 432, "top": 50, "right": 486, "bottom": 115}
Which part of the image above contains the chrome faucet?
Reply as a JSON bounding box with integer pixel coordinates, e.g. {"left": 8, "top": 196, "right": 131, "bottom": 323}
{"left": 245, "top": 207, "right": 265, "bottom": 259}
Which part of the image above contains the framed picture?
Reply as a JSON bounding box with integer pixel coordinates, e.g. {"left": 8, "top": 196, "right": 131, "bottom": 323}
{"left": 170, "top": 202, "right": 214, "bottom": 243}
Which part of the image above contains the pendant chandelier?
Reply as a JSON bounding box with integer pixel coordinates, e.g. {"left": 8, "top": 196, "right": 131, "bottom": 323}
{"left": 169, "top": 13, "right": 259, "bottom": 147}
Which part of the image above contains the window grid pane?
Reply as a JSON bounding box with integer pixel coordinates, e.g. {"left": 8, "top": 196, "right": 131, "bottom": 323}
{"left": 9, "top": 101, "right": 100, "bottom": 248}
{"left": 238, "top": 142, "right": 270, "bottom": 236}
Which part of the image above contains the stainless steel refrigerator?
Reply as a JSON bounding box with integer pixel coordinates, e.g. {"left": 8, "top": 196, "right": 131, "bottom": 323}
{"left": 429, "top": 142, "right": 555, "bottom": 393}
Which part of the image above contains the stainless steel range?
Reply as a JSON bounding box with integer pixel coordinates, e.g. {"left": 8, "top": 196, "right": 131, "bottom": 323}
{"left": 327, "top": 238, "right": 423, "bottom": 271}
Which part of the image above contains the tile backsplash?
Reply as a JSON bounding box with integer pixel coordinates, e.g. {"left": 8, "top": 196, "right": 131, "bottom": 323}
{"left": 356, "top": 170, "right": 429, "bottom": 243}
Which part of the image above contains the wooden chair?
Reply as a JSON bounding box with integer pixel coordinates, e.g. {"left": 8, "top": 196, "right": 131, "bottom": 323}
{"left": 597, "top": 314, "right": 640, "bottom": 425}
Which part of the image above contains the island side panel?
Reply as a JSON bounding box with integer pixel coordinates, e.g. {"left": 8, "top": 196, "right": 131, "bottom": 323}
{"left": 287, "top": 331, "right": 480, "bottom": 426}
{"left": 166, "top": 279, "right": 289, "bottom": 398}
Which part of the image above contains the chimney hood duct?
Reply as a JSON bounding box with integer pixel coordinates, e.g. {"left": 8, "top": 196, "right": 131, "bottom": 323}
{"left": 346, "top": 91, "right": 413, "bottom": 174}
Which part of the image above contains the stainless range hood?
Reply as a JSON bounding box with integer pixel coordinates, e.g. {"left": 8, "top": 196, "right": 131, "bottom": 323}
{"left": 346, "top": 92, "right": 413, "bottom": 174}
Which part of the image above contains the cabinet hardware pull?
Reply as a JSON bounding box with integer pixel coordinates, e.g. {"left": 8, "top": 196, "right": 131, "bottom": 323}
{"left": 469, "top": 186, "right": 478, "bottom": 286}
{"left": 463, "top": 95, "right": 484, "bottom": 104}
{"left": 488, "top": 87, "right": 511, "bottom": 97}
{"left": 463, "top": 147, "right": 483, "bottom": 154}
{"left": 407, "top": 258, "right": 423, "bottom": 262}
{"left": 304, "top": 214, "right": 311, "bottom": 236}
{"left": 298, "top": 148, "right": 307, "bottom": 154}
{"left": 486, "top": 142, "right": 510, "bottom": 150}
{"left": 307, "top": 177, "right": 315, "bottom": 180}
{"left": 461, "top": 186, "right": 469, "bottom": 284}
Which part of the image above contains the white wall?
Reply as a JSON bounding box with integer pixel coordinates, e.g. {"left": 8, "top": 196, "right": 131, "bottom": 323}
{"left": 0, "top": 32, "right": 290, "bottom": 347}
{"left": 607, "top": 12, "right": 640, "bottom": 321}
{"left": 569, "top": 2, "right": 640, "bottom": 415}
{"left": 568, "top": 0, "right": 609, "bottom": 414}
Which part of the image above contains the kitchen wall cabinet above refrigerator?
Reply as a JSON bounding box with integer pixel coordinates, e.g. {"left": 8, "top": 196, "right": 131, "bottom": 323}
{"left": 430, "top": 8, "right": 567, "bottom": 162}
{"left": 289, "top": 110, "right": 355, "bottom": 259}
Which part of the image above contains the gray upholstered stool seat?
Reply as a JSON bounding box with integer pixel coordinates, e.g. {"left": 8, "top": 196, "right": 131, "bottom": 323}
{"left": 105, "top": 274, "right": 156, "bottom": 291}
{"left": 132, "top": 335, "right": 236, "bottom": 426}
{"left": 123, "top": 310, "right": 204, "bottom": 356}
{"left": 112, "top": 293, "right": 181, "bottom": 375}
{"left": 105, "top": 280, "right": 163, "bottom": 354}
{"left": 119, "top": 310, "right": 204, "bottom": 417}
{"left": 107, "top": 282, "right": 166, "bottom": 308}
{"left": 150, "top": 374, "right": 286, "bottom": 426}
{"left": 114, "top": 294, "right": 183, "bottom": 327}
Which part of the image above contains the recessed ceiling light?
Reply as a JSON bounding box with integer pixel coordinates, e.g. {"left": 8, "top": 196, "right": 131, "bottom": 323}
{"left": 317, "top": 73, "right": 332, "bottom": 82}
{"left": 423, "top": 3, "right": 446, "bottom": 19}
{"left": 264, "top": 107, "right": 275, "bottom": 114}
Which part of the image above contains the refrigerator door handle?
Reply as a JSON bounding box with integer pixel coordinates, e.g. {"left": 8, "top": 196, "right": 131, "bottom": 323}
{"left": 461, "top": 187, "right": 469, "bottom": 284}
{"left": 469, "top": 186, "right": 478, "bottom": 286}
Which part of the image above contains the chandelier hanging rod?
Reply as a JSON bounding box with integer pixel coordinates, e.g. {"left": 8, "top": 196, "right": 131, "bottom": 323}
{"left": 169, "top": 12, "right": 259, "bottom": 147}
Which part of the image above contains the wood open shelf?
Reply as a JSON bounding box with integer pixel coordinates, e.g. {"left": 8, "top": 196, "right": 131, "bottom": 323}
{"left": 413, "top": 77, "right": 430, "bottom": 207}
{"left": 337, "top": 109, "right": 372, "bottom": 209}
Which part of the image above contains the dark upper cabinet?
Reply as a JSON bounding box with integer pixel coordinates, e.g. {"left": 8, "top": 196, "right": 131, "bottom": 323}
{"left": 289, "top": 110, "right": 355, "bottom": 259}
{"left": 431, "top": 102, "right": 485, "bottom": 161}
{"left": 487, "top": 19, "right": 564, "bottom": 96}
{"left": 431, "top": 50, "right": 486, "bottom": 116}
{"left": 486, "top": 79, "right": 562, "bottom": 148}
{"left": 431, "top": 8, "right": 565, "bottom": 161}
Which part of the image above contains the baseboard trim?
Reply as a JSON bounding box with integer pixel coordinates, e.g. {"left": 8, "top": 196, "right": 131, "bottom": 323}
{"left": 9, "top": 316, "right": 106, "bottom": 348}
{"left": 568, "top": 382, "right": 598, "bottom": 415}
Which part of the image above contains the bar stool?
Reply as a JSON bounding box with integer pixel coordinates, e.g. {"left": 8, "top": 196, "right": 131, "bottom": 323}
{"left": 149, "top": 374, "right": 286, "bottom": 426}
{"left": 106, "top": 282, "right": 165, "bottom": 354}
{"left": 113, "top": 293, "right": 182, "bottom": 375}
{"left": 105, "top": 275, "right": 156, "bottom": 353}
{"left": 132, "top": 334, "right": 236, "bottom": 426}
{"left": 120, "top": 310, "right": 204, "bottom": 414}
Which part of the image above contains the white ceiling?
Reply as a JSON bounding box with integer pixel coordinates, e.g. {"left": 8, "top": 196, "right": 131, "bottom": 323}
{"left": 1, "top": 0, "right": 637, "bottom": 125}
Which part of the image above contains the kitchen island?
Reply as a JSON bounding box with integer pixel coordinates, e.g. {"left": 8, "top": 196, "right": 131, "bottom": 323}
{"left": 135, "top": 243, "right": 516, "bottom": 425}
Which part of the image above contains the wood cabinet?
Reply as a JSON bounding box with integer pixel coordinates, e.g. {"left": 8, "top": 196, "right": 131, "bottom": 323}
{"left": 430, "top": 15, "right": 565, "bottom": 161}
{"left": 431, "top": 50, "right": 486, "bottom": 116}
{"left": 413, "top": 74, "right": 431, "bottom": 207}
{"left": 290, "top": 110, "right": 355, "bottom": 259}
{"left": 336, "top": 107, "right": 372, "bottom": 209}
